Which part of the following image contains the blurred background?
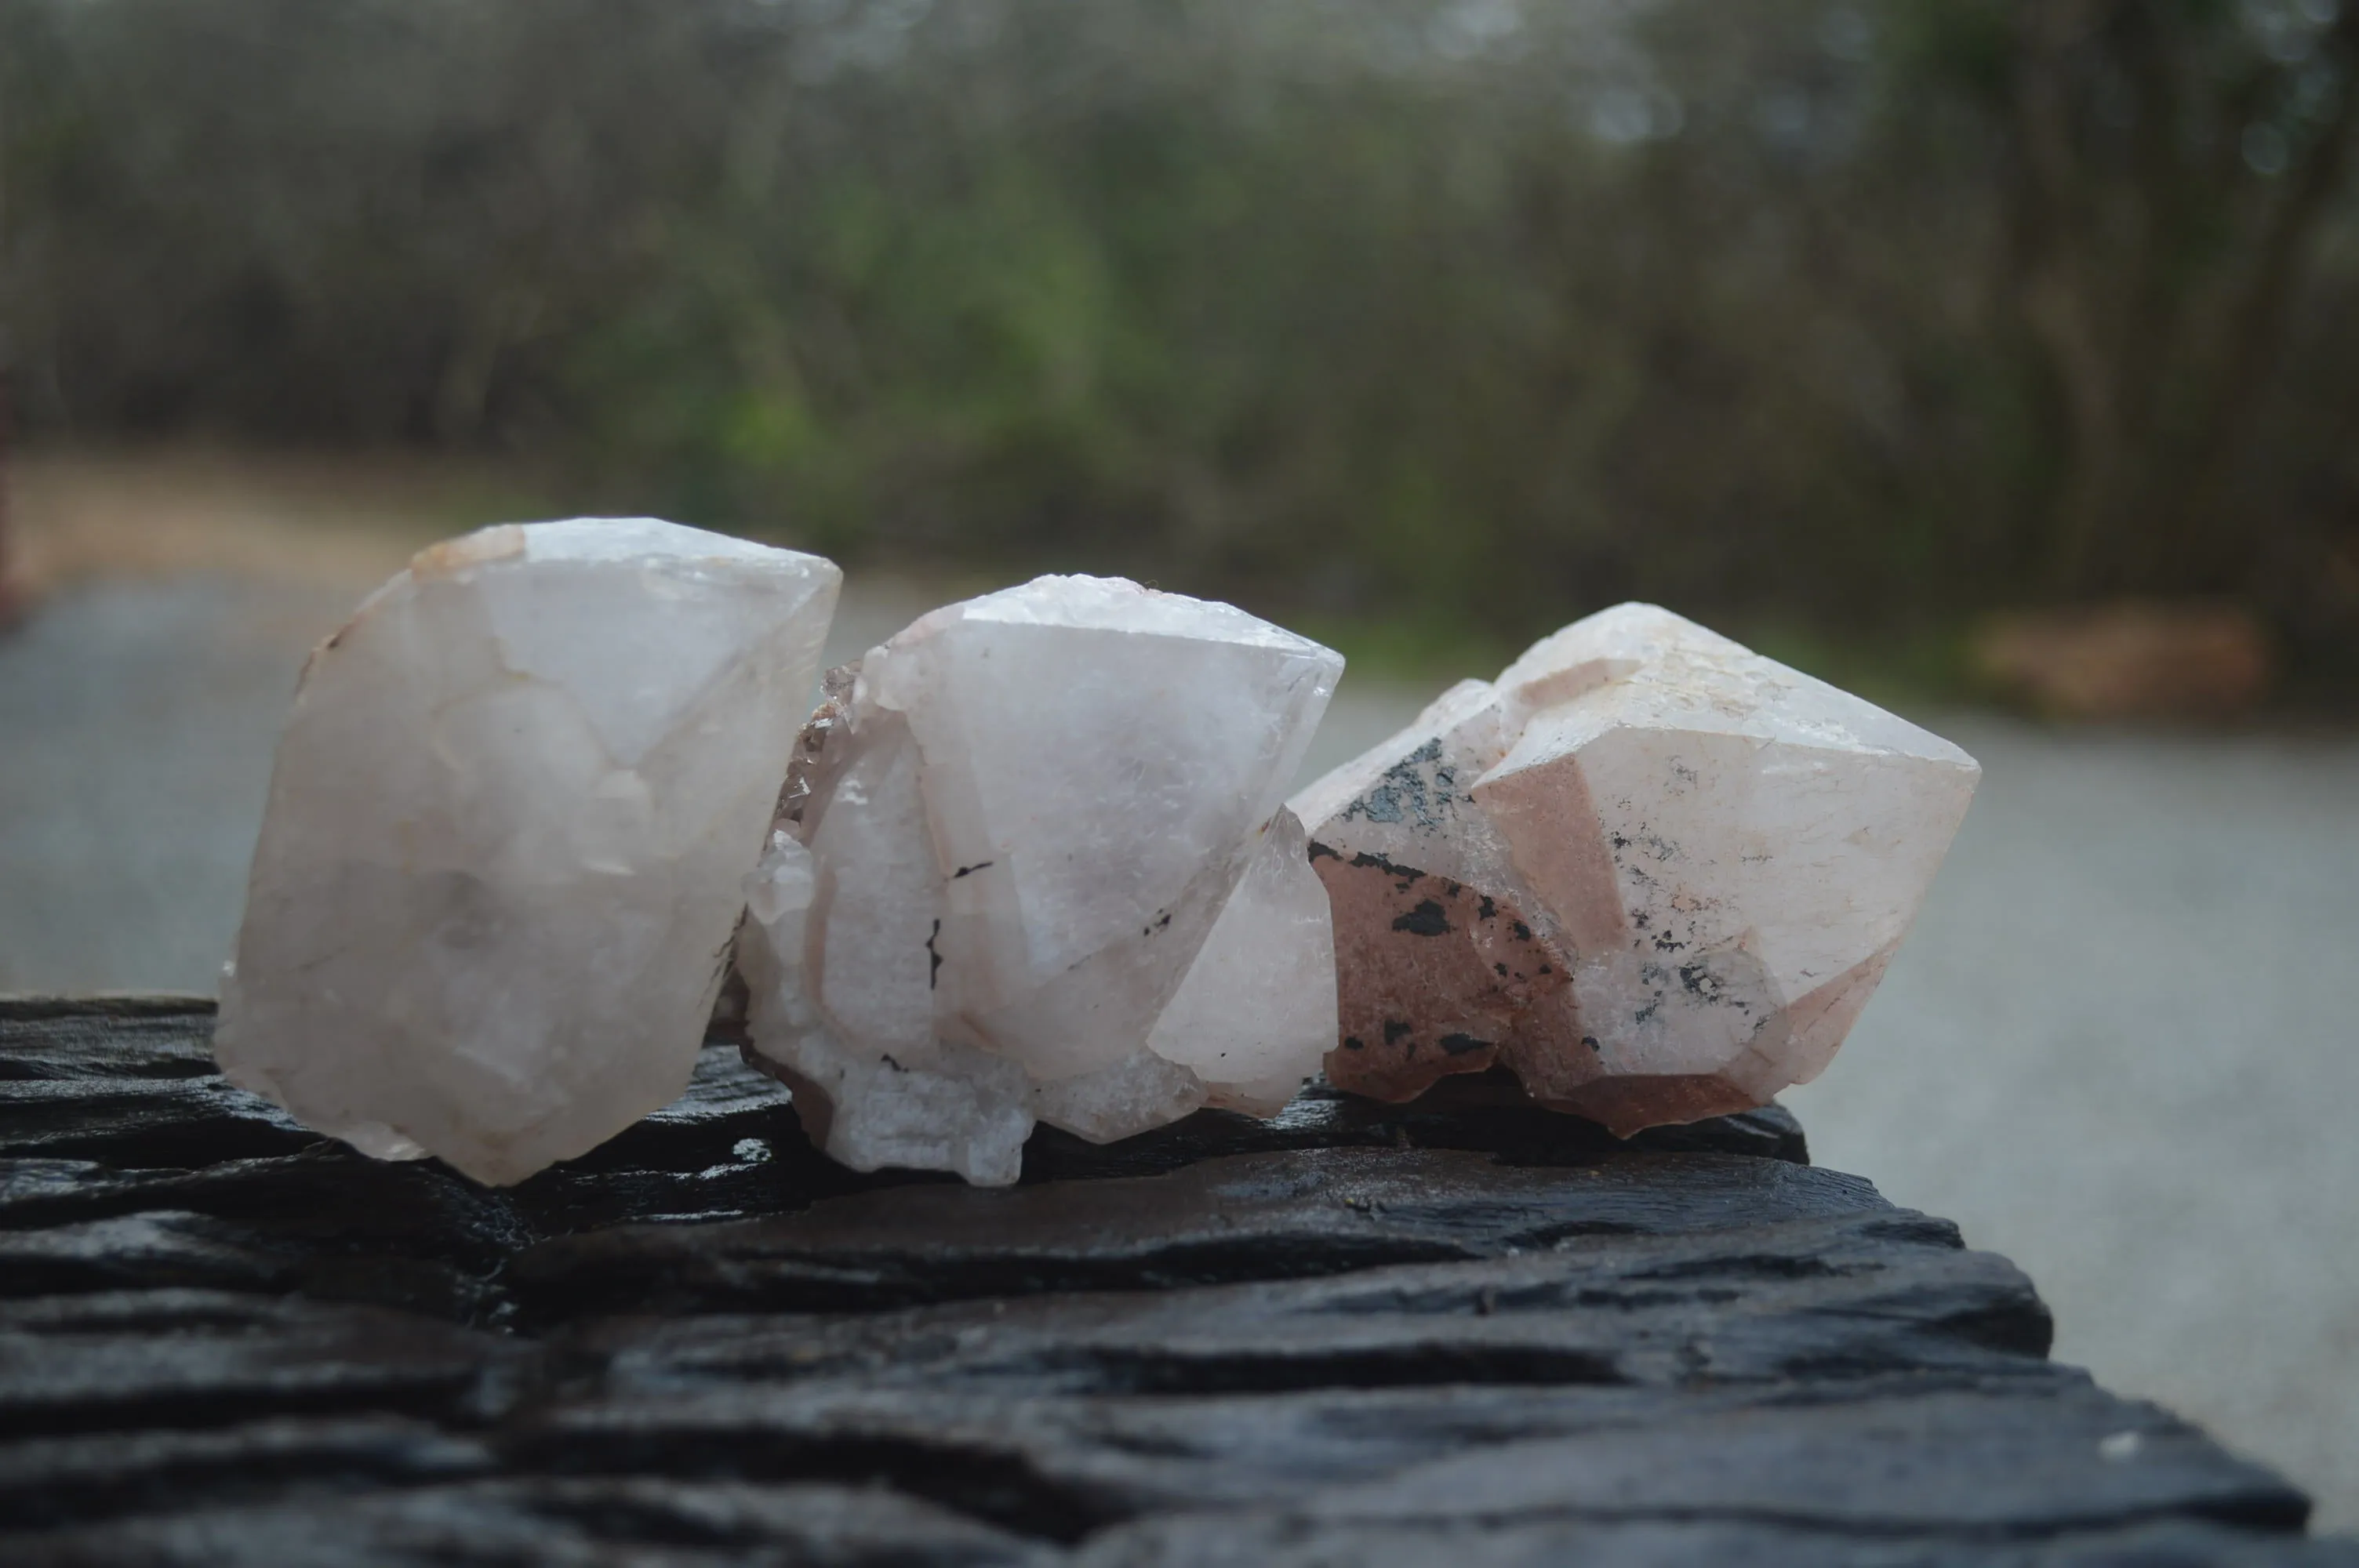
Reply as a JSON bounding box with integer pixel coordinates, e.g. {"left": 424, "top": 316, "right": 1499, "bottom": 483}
{"left": 2, "top": 0, "right": 2356, "bottom": 1531}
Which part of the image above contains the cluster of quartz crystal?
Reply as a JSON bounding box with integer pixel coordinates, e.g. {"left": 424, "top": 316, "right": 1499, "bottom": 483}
{"left": 736, "top": 575, "right": 1343, "bottom": 1185}
{"left": 214, "top": 519, "right": 840, "bottom": 1185}
{"left": 217, "top": 532, "right": 1977, "bottom": 1189}
{"left": 1291, "top": 603, "right": 1979, "bottom": 1134}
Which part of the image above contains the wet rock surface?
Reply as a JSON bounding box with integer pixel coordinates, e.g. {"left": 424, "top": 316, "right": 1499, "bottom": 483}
{"left": 1, "top": 996, "right": 2347, "bottom": 1566}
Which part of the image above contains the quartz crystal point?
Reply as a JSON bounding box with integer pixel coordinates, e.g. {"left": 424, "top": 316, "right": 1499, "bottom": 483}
{"left": 1290, "top": 603, "right": 1978, "bottom": 1135}
{"left": 214, "top": 519, "right": 841, "bottom": 1185}
{"left": 737, "top": 575, "right": 1343, "bottom": 1185}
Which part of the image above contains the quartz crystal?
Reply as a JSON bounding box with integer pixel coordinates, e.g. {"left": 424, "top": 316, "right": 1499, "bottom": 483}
{"left": 215, "top": 519, "right": 841, "bottom": 1185}
{"left": 737, "top": 575, "right": 1343, "bottom": 1185}
{"left": 1290, "top": 603, "right": 1978, "bottom": 1134}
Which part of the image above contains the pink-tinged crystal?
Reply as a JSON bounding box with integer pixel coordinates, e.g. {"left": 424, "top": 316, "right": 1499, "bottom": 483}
{"left": 215, "top": 519, "right": 841, "bottom": 1184}
{"left": 737, "top": 575, "right": 1343, "bottom": 1185}
{"left": 1289, "top": 604, "right": 1978, "bottom": 1134}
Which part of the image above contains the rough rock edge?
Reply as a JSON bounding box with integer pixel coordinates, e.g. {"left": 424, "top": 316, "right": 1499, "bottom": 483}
{"left": 1, "top": 996, "right": 2347, "bottom": 1566}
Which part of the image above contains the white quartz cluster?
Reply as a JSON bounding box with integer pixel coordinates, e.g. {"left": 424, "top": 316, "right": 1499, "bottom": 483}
{"left": 1292, "top": 603, "right": 1978, "bottom": 1134}
{"left": 736, "top": 575, "right": 1343, "bottom": 1185}
{"left": 214, "top": 519, "right": 840, "bottom": 1185}
{"left": 214, "top": 537, "right": 1971, "bottom": 1185}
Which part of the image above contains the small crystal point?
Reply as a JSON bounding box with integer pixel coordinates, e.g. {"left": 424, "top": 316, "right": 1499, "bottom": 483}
{"left": 1291, "top": 603, "right": 1978, "bottom": 1134}
{"left": 213, "top": 519, "right": 841, "bottom": 1185}
{"left": 738, "top": 574, "right": 1343, "bottom": 1185}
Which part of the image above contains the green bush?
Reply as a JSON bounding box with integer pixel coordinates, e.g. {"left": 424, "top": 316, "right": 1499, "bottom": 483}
{"left": 6, "top": 0, "right": 2357, "bottom": 675}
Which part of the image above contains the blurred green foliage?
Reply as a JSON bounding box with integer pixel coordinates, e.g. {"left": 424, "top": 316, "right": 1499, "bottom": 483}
{"left": 5, "top": 0, "right": 2358, "bottom": 673}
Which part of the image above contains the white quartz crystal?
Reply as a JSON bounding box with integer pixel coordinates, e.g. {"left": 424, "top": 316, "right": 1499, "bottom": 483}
{"left": 1291, "top": 603, "right": 1978, "bottom": 1134}
{"left": 214, "top": 519, "right": 841, "bottom": 1185}
{"left": 738, "top": 575, "right": 1343, "bottom": 1185}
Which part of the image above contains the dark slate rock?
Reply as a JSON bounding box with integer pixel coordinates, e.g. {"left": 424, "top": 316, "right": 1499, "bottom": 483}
{"left": 0, "top": 996, "right": 2347, "bottom": 1566}
{"left": 0, "top": 1417, "right": 493, "bottom": 1532}
{"left": 504, "top": 1147, "right": 1887, "bottom": 1319}
{"left": 1012, "top": 1068, "right": 1812, "bottom": 1180}
{"left": 1221, "top": 1384, "right": 2306, "bottom": 1533}
{"left": 10, "top": 1479, "right": 1055, "bottom": 1567}
{"left": 0, "top": 1289, "right": 522, "bottom": 1437}
{"left": 0, "top": 1001, "right": 1816, "bottom": 1324}
{"left": 543, "top": 1210, "right": 2051, "bottom": 1400}
{"left": 1079, "top": 1517, "right": 2359, "bottom": 1568}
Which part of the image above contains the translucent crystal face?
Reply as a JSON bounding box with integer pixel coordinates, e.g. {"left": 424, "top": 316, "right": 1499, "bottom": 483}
{"left": 739, "top": 575, "right": 1344, "bottom": 1185}
{"left": 1291, "top": 603, "right": 1979, "bottom": 1134}
{"left": 213, "top": 519, "right": 841, "bottom": 1185}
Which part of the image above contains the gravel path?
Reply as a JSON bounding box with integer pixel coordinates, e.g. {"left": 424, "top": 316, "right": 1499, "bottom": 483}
{"left": 2, "top": 575, "right": 2356, "bottom": 1530}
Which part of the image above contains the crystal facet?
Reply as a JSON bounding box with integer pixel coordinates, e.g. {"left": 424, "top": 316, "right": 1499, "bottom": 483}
{"left": 214, "top": 518, "right": 841, "bottom": 1185}
{"left": 738, "top": 575, "right": 1343, "bottom": 1185}
{"left": 1290, "top": 603, "right": 1978, "bottom": 1134}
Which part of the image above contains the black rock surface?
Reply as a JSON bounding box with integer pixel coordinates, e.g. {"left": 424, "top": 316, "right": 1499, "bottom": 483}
{"left": 1, "top": 996, "right": 2349, "bottom": 1566}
